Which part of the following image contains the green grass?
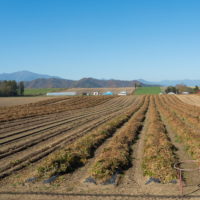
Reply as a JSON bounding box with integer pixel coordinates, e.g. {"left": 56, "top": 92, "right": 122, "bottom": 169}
{"left": 134, "top": 87, "right": 161, "bottom": 95}
{"left": 24, "top": 88, "right": 66, "bottom": 96}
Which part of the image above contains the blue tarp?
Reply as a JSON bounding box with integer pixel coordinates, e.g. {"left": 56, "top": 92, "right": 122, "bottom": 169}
{"left": 102, "top": 91, "right": 113, "bottom": 95}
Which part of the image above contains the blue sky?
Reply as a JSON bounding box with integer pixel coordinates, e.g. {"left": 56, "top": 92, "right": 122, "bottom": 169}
{"left": 0, "top": 0, "right": 200, "bottom": 81}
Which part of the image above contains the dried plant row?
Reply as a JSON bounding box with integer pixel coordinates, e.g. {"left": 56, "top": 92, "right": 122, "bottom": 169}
{"left": 155, "top": 96, "right": 200, "bottom": 160}
{"left": 0, "top": 96, "right": 138, "bottom": 180}
{"left": 168, "top": 95, "right": 200, "bottom": 116}
{"left": 161, "top": 96, "right": 200, "bottom": 128}
{"left": 142, "top": 96, "right": 177, "bottom": 183}
{"left": 37, "top": 96, "right": 146, "bottom": 178}
{"left": 0, "top": 95, "right": 132, "bottom": 133}
{"left": 89, "top": 96, "right": 149, "bottom": 182}
{"left": 0, "top": 96, "right": 114, "bottom": 122}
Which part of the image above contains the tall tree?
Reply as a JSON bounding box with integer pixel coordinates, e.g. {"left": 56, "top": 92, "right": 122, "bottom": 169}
{"left": 0, "top": 80, "right": 19, "bottom": 96}
{"left": 18, "top": 81, "right": 24, "bottom": 96}
{"left": 193, "top": 85, "right": 199, "bottom": 93}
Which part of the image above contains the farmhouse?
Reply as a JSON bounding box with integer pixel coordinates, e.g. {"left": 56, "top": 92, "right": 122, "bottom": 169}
{"left": 182, "top": 92, "right": 189, "bottom": 95}
{"left": 93, "top": 91, "right": 99, "bottom": 96}
{"left": 118, "top": 91, "right": 127, "bottom": 96}
{"left": 168, "top": 92, "right": 176, "bottom": 95}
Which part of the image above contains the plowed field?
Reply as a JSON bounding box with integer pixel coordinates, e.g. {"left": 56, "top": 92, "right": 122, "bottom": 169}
{"left": 1, "top": 95, "right": 200, "bottom": 200}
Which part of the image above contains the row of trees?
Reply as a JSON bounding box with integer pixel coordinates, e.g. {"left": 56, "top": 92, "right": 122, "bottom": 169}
{"left": 165, "top": 85, "right": 199, "bottom": 94}
{"left": 0, "top": 81, "right": 24, "bottom": 96}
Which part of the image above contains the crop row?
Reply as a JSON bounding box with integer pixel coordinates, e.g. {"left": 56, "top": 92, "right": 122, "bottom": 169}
{"left": 0, "top": 97, "right": 136, "bottom": 160}
{"left": 0, "top": 96, "right": 130, "bottom": 132}
{"left": 36, "top": 96, "right": 146, "bottom": 178}
{"left": 0, "top": 96, "right": 140, "bottom": 179}
{"left": 0, "top": 96, "right": 114, "bottom": 122}
{"left": 142, "top": 96, "right": 177, "bottom": 183}
{"left": 166, "top": 95, "right": 200, "bottom": 118}
{"left": 159, "top": 95, "right": 200, "bottom": 137}
{"left": 162, "top": 96, "right": 200, "bottom": 127}
{"left": 0, "top": 96, "right": 135, "bottom": 144}
{"left": 155, "top": 96, "right": 200, "bottom": 160}
{"left": 89, "top": 96, "right": 149, "bottom": 182}
{"left": 0, "top": 110, "right": 125, "bottom": 179}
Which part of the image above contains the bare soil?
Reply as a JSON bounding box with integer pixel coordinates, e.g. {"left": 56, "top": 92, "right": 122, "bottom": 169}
{"left": 0, "top": 96, "right": 56, "bottom": 107}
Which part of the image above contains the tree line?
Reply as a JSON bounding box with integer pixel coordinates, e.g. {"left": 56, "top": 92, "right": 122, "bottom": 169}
{"left": 165, "top": 84, "right": 199, "bottom": 94}
{"left": 0, "top": 80, "right": 24, "bottom": 96}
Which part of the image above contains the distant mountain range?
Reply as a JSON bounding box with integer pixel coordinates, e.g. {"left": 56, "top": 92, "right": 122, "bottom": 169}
{"left": 0, "top": 71, "right": 59, "bottom": 82}
{"left": 138, "top": 79, "right": 200, "bottom": 86}
{"left": 0, "top": 71, "right": 146, "bottom": 88}
{"left": 24, "top": 78, "right": 145, "bottom": 88}
{"left": 0, "top": 71, "right": 199, "bottom": 88}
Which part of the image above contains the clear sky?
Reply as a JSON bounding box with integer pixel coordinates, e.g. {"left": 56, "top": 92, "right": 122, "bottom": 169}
{"left": 0, "top": 0, "right": 200, "bottom": 81}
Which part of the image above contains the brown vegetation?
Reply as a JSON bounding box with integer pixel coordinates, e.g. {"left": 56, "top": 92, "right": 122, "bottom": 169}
{"left": 155, "top": 95, "right": 200, "bottom": 160}
{"left": 37, "top": 96, "right": 146, "bottom": 177}
{"left": 177, "top": 94, "right": 200, "bottom": 107}
{"left": 142, "top": 96, "right": 177, "bottom": 183}
{"left": 0, "top": 96, "right": 138, "bottom": 179}
{"left": 0, "top": 96, "right": 114, "bottom": 122}
{"left": 90, "top": 96, "right": 149, "bottom": 182}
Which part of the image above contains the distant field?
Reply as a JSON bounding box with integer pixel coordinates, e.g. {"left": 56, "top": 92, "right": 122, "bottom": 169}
{"left": 24, "top": 88, "right": 65, "bottom": 96}
{"left": 134, "top": 87, "right": 161, "bottom": 94}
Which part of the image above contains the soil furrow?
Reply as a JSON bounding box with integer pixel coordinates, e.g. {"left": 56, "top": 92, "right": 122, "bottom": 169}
{"left": 0, "top": 96, "right": 139, "bottom": 178}
{"left": 0, "top": 96, "right": 132, "bottom": 134}
{"left": 0, "top": 108, "right": 129, "bottom": 179}
{"left": 1, "top": 96, "right": 136, "bottom": 149}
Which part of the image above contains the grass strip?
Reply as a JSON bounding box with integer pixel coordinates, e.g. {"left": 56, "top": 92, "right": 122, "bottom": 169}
{"left": 142, "top": 96, "right": 177, "bottom": 183}
{"left": 37, "top": 96, "right": 145, "bottom": 177}
{"left": 134, "top": 87, "right": 161, "bottom": 95}
{"left": 89, "top": 96, "right": 149, "bottom": 182}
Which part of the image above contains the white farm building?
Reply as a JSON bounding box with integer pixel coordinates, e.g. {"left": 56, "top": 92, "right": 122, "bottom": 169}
{"left": 118, "top": 91, "right": 127, "bottom": 96}
{"left": 46, "top": 92, "right": 77, "bottom": 96}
